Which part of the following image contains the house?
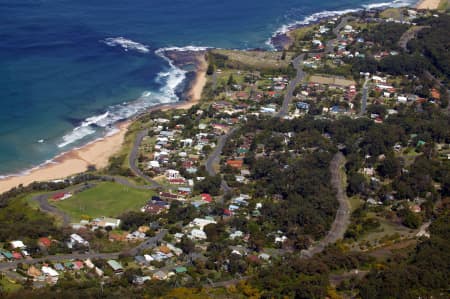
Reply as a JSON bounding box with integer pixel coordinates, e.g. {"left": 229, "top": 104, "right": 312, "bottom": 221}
{"left": 135, "top": 255, "right": 148, "bottom": 265}
{"left": 258, "top": 253, "right": 271, "bottom": 261}
{"left": 107, "top": 260, "right": 124, "bottom": 274}
{"left": 54, "top": 263, "right": 65, "bottom": 271}
{"left": 189, "top": 218, "right": 217, "bottom": 230}
{"left": 0, "top": 250, "right": 13, "bottom": 260}
{"left": 166, "top": 243, "right": 183, "bottom": 256}
{"left": 127, "top": 231, "right": 146, "bottom": 241}
{"left": 190, "top": 229, "right": 207, "bottom": 240}
{"left": 230, "top": 230, "right": 244, "bottom": 240}
{"left": 41, "top": 266, "right": 59, "bottom": 283}
{"left": 174, "top": 266, "right": 187, "bottom": 274}
{"left": 10, "top": 240, "right": 26, "bottom": 250}
{"left": 38, "top": 237, "right": 52, "bottom": 248}
{"left": 133, "top": 276, "right": 151, "bottom": 285}
{"left": 226, "top": 160, "right": 244, "bottom": 169}
{"left": 165, "top": 169, "right": 180, "bottom": 179}
{"left": 153, "top": 270, "right": 168, "bottom": 280}
{"left": 68, "top": 233, "right": 89, "bottom": 249}
{"left": 92, "top": 217, "right": 121, "bottom": 229}
{"left": 12, "top": 252, "right": 22, "bottom": 260}
{"left": 201, "top": 193, "right": 212, "bottom": 203}
{"left": 73, "top": 261, "right": 84, "bottom": 270}
{"left": 27, "top": 265, "right": 42, "bottom": 278}
{"left": 84, "top": 259, "right": 95, "bottom": 269}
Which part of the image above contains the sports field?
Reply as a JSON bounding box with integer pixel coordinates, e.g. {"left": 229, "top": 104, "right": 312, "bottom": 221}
{"left": 54, "top": 182, "right": 154, "bottom": 221}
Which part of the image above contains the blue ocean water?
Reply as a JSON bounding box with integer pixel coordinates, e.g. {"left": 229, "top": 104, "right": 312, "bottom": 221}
{"left": 0, "top": 0, "right": 415, "bottom": 175}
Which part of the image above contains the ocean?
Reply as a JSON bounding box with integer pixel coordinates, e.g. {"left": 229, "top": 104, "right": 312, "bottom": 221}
{"left": 0, "top": 0, "right": 415, "bottom": 176}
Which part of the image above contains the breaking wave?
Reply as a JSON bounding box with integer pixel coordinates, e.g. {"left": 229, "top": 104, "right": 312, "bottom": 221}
{"left": 57, "top": 46, "right": 205, "bottom": 148}
{"left": 102, "top": 37, "right": 150, "bottom": 53}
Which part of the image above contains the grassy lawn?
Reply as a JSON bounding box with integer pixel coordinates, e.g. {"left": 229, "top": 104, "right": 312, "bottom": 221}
{"left": 358, "top": 214, "right": 413, "bottom": 248}
{"left": 212, "top": 49, "right": 292, "bottom": 69}
{"left": 349, "top": 196, "right": 363, "bottom": 213}
{"left": 54, "top": 182, "right": 154, "bottom": 221}
{"left": 0, "top": 277, "right": 22, "bottom": 293}
{"left": 438, "top": 0, "right": 449, "bottom": 11}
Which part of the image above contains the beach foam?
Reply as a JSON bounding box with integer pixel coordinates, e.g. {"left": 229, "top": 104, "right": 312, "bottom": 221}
{"left": 57, "top": 46, "right": 195, "bottom": 149}
{"left": 102, "top": 37, "right": 150, "bottom": 53}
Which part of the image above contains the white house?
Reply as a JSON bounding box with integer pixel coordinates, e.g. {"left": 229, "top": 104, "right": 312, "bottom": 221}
{"left": 68, "top": 233, "right": 89, "bottom": 248}
{"left": 41, "top": 266, "right": 58, "bottom": 278}
{"left": 189, "top": 218, "right": 217, "bottom": 230}
{"left": 10, "top": 240, "right": 26, "bottom": 249}
{"left": 190, "top": 229, "right": 207, "bottom": 240}
{"left": 165, "top": 169, "right": 180, "bottom": 179}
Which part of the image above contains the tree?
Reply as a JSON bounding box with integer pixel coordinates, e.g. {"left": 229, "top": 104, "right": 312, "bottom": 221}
{"left": 377, "top": 154, "right": 400, "bottom": 179}
{"left": 206, "top": 63, "right": 215, "bottom": 75}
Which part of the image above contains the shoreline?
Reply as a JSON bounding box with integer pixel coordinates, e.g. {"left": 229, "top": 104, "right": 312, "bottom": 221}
{"left": 0, "top": 53, "right": 207, "bottom": 195}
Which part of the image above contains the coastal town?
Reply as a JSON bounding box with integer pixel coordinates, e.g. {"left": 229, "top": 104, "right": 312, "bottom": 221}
{"left": 0, "top": 3, "right": 449, "bottom": 298}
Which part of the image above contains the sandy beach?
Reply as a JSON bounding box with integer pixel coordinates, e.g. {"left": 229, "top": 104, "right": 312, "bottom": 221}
{"left": 0, "top": 54, "right": 208, "bottom": 195}
{"left": 0, "top": 122, "right": 130, "bottom": 194}
{"left": 416, "top": 0, "right": 441, "bottom": 9}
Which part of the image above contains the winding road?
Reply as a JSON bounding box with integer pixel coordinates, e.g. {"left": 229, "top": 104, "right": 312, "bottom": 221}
{"left": 301, "top": 152, "right": 350, "bottom": 258}
{"left": 128, "top": 129, "right": 163, "bottom": 189}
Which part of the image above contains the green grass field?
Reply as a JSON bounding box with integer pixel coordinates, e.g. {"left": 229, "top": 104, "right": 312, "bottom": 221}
{"left": 54, "top": 182, "right": 154, "bottom": 221}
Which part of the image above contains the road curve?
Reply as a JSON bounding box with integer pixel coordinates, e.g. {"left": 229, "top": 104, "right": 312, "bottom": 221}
{"left": 301, "top": 152, "right": 350, "bottom": 258}
{"left": 33, "top": 193, "right": 71, "bottom": 227}
{"left": 128, "top": 129, "right": 163, "bottom": 189}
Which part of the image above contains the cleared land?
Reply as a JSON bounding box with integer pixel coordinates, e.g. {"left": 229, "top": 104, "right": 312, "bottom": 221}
{"left": 54, "top": 182, "right": 154, "bottom": 221}
{"left": 309, "top": 75, "right": 356, "bottom": 87}
{"left": 212, "top": 49, "right": 293, "bottom": 69}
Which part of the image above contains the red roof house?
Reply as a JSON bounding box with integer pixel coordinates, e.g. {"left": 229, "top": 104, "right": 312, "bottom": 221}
{"left": 201, "top": 194, "right": 212, "bottom": 203}
{"left": 38, "top": 237, "right": 52, "bottom": 248}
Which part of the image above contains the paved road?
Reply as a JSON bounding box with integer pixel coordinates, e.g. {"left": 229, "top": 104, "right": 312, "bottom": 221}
{"left": 126, "top": 229, "right": 167, "bottom": 256}
{"left": 128, "top": 129, "right": 163, "bottom": 189}
{"left": 301, "top": 152, "right": 350, "bottom": 258}
{"left": 277, "top": 16, "right": 349, "bottom": 118}
{"left": 205, "top": 128, "right": 238, "bottom": 195}
{"left": 277, "top": 54, "right": 305, "bottom": 118}
{"left": 398, "top": 26, "right": 428, "bottom": 51}
{"left": 325, "top": 16, "right": 350, "bottom": 54}
{"left": 33, "top": 192, "right": 72, "bottom": 227}
{"left": 360, "top": 76, "right": 370, "bottom": 116}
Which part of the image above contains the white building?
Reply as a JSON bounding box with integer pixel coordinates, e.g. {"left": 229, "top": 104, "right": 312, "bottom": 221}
{"left": 10, "top": 240, "right": 26, "bottom": 249}
{"left": 189, "top": 218, "right": 217, "bottom": 230}
{"left": 190, "top": 229, "right": 207, "bottom": 240}
{"left": 68, "top": 233, "right": 89, "bottom": 248}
